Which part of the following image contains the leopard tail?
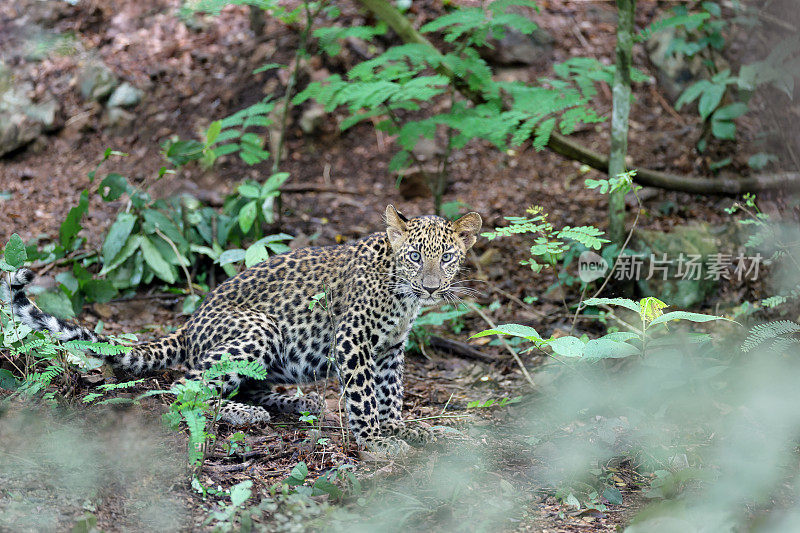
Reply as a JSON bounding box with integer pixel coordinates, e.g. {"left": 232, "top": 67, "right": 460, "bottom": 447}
{"left": 5, "top": 268, "right": 187, "bottom": 374}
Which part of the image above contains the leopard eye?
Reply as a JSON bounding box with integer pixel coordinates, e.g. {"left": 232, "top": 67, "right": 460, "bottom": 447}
{"left": 408, "top": 250, "right": 421, "bottom": 263}
{"left": 441, "top": 252, "right": 454, "bottom": 263}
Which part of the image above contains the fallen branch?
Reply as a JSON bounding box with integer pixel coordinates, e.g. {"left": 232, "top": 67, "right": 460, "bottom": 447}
{"left": 428, "top": 335, "right": 495, "bottom": 364}
{"left": 466, "top": 302, "right": 536, "bottom": 388}
{"left": 280, "top": 184, "right": 365, "bottom": 195}
{"left": 357, "top": 0, "right": 800, "bottom": 195}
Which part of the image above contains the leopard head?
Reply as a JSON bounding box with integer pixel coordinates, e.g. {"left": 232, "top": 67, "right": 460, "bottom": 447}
{"left": 385, "top": 204, "right": 482, "bottom": 305}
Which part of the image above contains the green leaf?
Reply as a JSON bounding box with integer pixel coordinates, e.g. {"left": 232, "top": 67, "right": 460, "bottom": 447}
{"left": 263, "top": 172, "right": 291, "bottom": 192}
{"left": 583, "top": 297, "right": 641, "bottom": 314}
{"left": 711, "top": 119, "right": 736, "bottom": 140}
{"left": 102, "top": 213, "right": 137, "bottom": 266}
{"left": 712, "top": 102, "right": 748, "bottom": 121}
{"left": 142, "top": 210, "right": 188, "bottom": 249}
{"left": 547, "top": 336, "right": 585, "bottom": 357}
{"left": 217, "top": 248, "right": 246, "bottom": 266}
{"left": 648, "top": 311, "right": 730, "bottom": 326}
{"left": 0, "top": 369, "right": 20, "bottom": 391}
{"left": 603, "top": 486, "right": 623, "bottom": 505}
{"left": 82, "top": 280, "right": 118, "bottom": 303}
{"left": 698, "top": 83, "right": 725, "bottom": 120}
{"left": 4, "top": 233, "right": 27, "bottom": 268}
{"left": 36, "top": 290, "right": 76, "bottom": 319}
{"left": 244, "top": 242, "right": 269, "bottom": 268}
{"left": 140, "top": 237, "right": 176, "bottom": 284}
{"left": 471, "top": 323, "right": 542, "bottom": 341}
{"left": 56, "top": 271, "right": 79, "bottom": 294}
{"left": 747, "top": 152, "right": 778, "bottom": 170}
{"left": 182, "top": 294, "right": 202, "bottom": 315}
{"left": 165, "top": 139, "right": 205, "bottom": 166}
{"left": 99, "top": 235, "right": 142, "bottom": 276}
{"left": 286, "top": 462, "right": 308, "bottom": 486}
{"left": 60, "top": 190, "right": 89, "bottom": 249}
{"left": 238, "top": 200, "right": 258, "bottom": 233}
{"left": 99, "top": 173, "right": 129, "bottom": 201}
{"left": 253, "top": 62, "right": 283, "bottom": 74}
{"left": 582, "top": 338, "right": 639, "bottom": 359}
{"left": 229, "top": 480, "right": 253, "bottom": 508}
{"left": 238, "top": 183, "right": 261, "bottom": 199}
{"left": 205, "top": 120, "right": 222, "bottom": 145}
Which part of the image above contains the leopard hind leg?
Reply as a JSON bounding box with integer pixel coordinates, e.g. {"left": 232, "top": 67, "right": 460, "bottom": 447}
{"left": 184, "top": 342, "right": 272, "bottom": 426}
{"left": 241, "top": 386, "right": 325, "bottom": 416}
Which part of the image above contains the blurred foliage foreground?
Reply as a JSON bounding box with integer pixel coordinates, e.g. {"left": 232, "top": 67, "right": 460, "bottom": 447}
{"left": 3, "top": 316, "right": 800, "bottom": 531}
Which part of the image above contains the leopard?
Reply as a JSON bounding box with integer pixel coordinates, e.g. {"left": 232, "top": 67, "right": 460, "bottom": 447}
{"left": 6, "top": 205, "right": 482, "bottom": 456}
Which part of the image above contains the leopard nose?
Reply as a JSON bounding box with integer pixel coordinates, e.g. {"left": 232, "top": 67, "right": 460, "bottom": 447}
{"left": 422, "top": 284, "right": 440, "bottom": 296}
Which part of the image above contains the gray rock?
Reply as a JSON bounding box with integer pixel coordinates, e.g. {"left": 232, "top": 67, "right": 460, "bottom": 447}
{"left": 298, "top": 102, "right": 326, "bottom": 134}
{"left": 79, "top": 60, "right": 118, "bottom": 102}
{"left": 107, "top": 82, "right": 143, "bottom": 108}
{"left": 634, "top": 224, "right": 718, "bottom": 308}
{"left": 0, "top": 76, "right": 62, "bottom": 156}
{"left": 646, "top": 28, "right": 703, "bottom": 103}
{"left": 481, "top": 26, "right": 554, "bottom": 66}
{"left": 104, "top": 106, "right": 135, "bottom": 129}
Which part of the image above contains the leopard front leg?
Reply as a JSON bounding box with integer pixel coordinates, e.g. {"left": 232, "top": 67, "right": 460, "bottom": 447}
{"left": 375, "top": 344, "right": 434, "bottom": 447}
{"left": 335, "top": 327, "right": 410, "bottom": 458}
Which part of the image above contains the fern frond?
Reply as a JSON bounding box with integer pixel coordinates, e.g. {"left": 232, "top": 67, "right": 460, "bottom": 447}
{"left": 203, "top": 358, "right": 268, "bottom": 381}
{"left": 742, "top": 321, "right": 800, "bottom": 353}
{"left": 64, "top": 340, "right": 132, "bottom": 355}
{"left": 557, "top": 226, "right": 609, "bottom": 250}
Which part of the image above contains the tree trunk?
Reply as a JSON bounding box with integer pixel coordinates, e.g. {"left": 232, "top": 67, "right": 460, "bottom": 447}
{"left": 608, "top": 0, "right": 636, "bottom": 245}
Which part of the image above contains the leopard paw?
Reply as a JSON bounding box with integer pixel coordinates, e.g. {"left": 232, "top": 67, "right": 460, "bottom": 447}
{"left": 392, "top": 423, "right": 435, "bottom": 447}
{"left": 219, "top": 402, "right": 271, "bottom": 426}
{"left": 363, "top": 436, "right": 411, "bottom": 458}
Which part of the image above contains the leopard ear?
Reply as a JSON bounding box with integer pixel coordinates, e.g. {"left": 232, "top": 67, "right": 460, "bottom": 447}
{"left": 452, "top": 212, "right": 482, "bottom": 250}
{"left": 385, "top": 205, "right": 408, "bottom": 249}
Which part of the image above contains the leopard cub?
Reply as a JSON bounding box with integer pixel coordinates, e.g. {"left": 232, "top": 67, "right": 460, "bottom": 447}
{"left": 8, "top": 205, "right": 482, "bottom": 456}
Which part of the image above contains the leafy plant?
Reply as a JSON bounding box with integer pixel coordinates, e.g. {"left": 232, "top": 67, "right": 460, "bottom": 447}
{"left": 163, "top": 99, "right": 275, "bottom": 167}
{"left": 295, "top": 0, "right": 631, "bottom": 213}
{"left": 482, "top": 205, "right": 609, "bottom": 274}
{"left": 146, "top": 356, "right": 268, "bottom": 475}
{"left": 1, "top": 236, "right": 133, "bottom": 402}
{"left": 472, "top": 297, "right": 729, "bottom": 360}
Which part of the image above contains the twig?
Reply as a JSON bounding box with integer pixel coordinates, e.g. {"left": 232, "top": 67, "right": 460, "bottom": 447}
{"left": 486, "top": 283, "right": 546, "bottom": 317}
{"left": 466, "top": 302, "right": 536, "bottom": 388}
{"left": 280, "top": 184, "right": 365, "bottom": 195}
{"left": 428, "top": 335, "right": 495, "bottom": 364}
{"left": 153, "top": 228, "right": 194, "bottom": 296}
{"left": 406, "top": 414, "right": 470, "bottom": 422}
{"left": 650, "top": 85, "right": 685, "bottom": 124}
{"left": 204, "top": 460, "right": 254, "bottom": 473}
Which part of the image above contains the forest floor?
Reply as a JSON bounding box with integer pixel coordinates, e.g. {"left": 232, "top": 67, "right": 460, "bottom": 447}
{"left": 0, "top": 0, "right": 790, "bottom": 530}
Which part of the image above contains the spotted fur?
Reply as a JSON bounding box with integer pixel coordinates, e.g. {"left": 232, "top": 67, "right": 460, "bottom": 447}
{"left": 7, "top": 205, "right": 482, "bottom": 456}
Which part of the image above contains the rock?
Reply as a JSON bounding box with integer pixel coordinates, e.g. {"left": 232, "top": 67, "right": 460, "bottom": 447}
{"left": 0, "top": 71, "right": 62, "bottom": 156}
{"left": 646, "top": 27, "right": 703, "bottom": 102}
{"left": 480, "top": 26, "right": 554, "bottom": 66}
{"left": 104, "top": 106, "right": 135, "bottom": 129}
{"left": 412, "top": 137, "right": 444, "bottom": 162}
{"left": 107, "top": 82, "right": 143, "bottom": 108}
{"left": 79, "top": 59, "right": 118, "bottom": 102}
{"left": 634, "top": 224, "right": 719, "bottom": 308}
{"left": 298, "top": 102, "right": 326, "bottom": 135}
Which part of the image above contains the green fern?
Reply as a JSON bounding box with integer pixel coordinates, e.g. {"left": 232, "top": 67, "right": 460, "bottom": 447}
{"left": 64, "top": 339, "right": 132, "bottom": 356}
{"left": 314, "top": 23, "right": 387, "bottom": 57}
{"left": 203, "top": 357, "right": 268, "bottom": 382}
{"left": 557, "top": 226, "right": 610, "bottom": 250}
{"left": 742, "top": 321, "right": 800, "bottom": 353}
